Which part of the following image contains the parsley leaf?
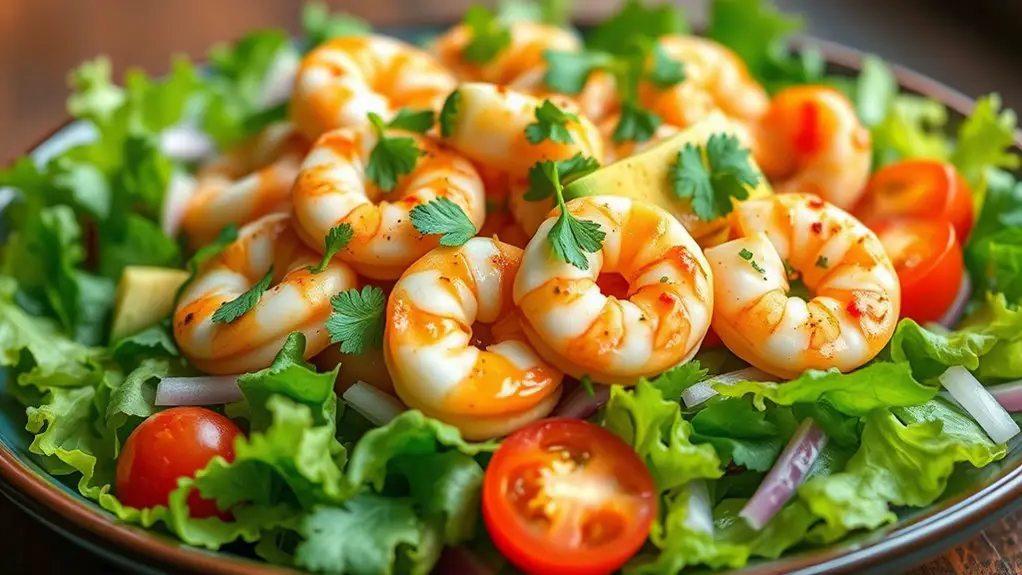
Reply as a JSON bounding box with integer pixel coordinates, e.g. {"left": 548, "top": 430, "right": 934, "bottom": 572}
{"left": 539, "top": 162, "right": 605, "bottom": 270}
{"left": 524, "top": 154, "right": 600, "bottom": 201}
{"left": 739, "top": 248, "right": 767, "bottom": 274}
{"left": 463, "top": 5, "right": 512, "bottom": 65}
{"left": 525, "top": 100, "right": 579, "bottom": 145}
{"left": 366, "top": 112, "right": 422, "bottom": 192}
{"left": 613, "top": 101, "right": 661, "bottom": 143}
{"left": 386, "top": 108, "right": 435, "bottom": 134}
{"left": 326, "top": 285, "right": 387, "bottom": 354}
{"left": 542, "top": 50, "right": 614, "bottom": 95}
{"left": 309, "top": 224, "right": 353, "bottom": 273}
{"left": 671, "top": 132, "right": 759, "bottom": 220}
{"left": 439, "top": 90, "right": 461, "bottom": 138}
{"left": 647, "top": 43, "right": 686, "bottom": 88}
{"left": 211, "top": 267, "right": 273, "bottom": 324}
{"left": 410, "top": 197, "right": 477, "bottom": 247}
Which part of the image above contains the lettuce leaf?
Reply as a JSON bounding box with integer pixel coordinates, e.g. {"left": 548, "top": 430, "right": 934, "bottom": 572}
{"left": 957, "top": 292, "right": 1022, "bottom": 379}
{"left": 950, "top": 94, "right": 1020, "bottom": 191}
{"left": 871, "top": 94, "right": 951, "bottom": 168}
{"left": 690, "top": 398, "right": 793, "bottom": 472}
{"left": 888, "top": 318, "right": 997, "bottom": 382}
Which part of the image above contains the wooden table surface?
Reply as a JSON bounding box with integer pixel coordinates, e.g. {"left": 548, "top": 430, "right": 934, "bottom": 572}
{"left": 2, "top": 0, "right": 1022, "bottom": 573}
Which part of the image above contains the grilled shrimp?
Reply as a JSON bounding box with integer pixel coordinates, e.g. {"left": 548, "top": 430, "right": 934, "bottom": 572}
{"left": 442, "top": 82, "right": 605, "bottom": 235}
{"left": 174, "top": 213, "right": 358, "bottom": 375}
{"left": 180, "top": 123, "right": 309, "bottom": 248}
{"left": 385, "top": 237, "right": 564, "bottom": 439}
{"left": 754, "top": 86, "right": 872, "bottom": 210}
{"left": 291, "top": 126, "right": 486, "bottom": 280}
{"left": 290, "top": 36, "right": 456, "bottom": 141}
{"left": 513, "top": 196, "right": 714, "bottom": 384}
{"left": 703, "top": 193, "right": 900, "bottom": 379}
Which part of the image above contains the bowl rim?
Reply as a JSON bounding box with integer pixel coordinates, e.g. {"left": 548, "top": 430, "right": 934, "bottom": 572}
{"left": 1, "top": 36, "right": 1021, "bottom": 575}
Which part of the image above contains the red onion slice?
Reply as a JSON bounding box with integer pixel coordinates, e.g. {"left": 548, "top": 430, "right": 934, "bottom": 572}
{"left": 987, "top": 379, "right": 1022, "bottom": 413}
{"left": 342, "top": 380, "right": 406, "bottom": 426}
{"left": 434, "top": 547, "right": 494, "bottom": 575}
{"left": 740, "top": 418, "right": 827, "bottom": 531}
{"left": 551, "top": 383, "right": 610, "bottom": 419}
{"left": 937, "top": 275, "right": 972, "bottom": 329}
{"left": 681, "top": 367, "right": 773, "bottom": 408}
{"left": 160, "top": 125, "right": 216, "bottom": 163}
{"left": 155, "top": 375, "right": 243, "bottom": 406}
{"left": 939, "top": 366, "right": 1020, "bottom": 444}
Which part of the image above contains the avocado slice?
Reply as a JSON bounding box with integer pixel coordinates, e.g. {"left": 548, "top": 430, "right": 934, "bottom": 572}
{"left": 110, "top": 266, "right": 190, "bottom": 342}
{"left": 564, "top": 112, "right": 774, "bottom": 246}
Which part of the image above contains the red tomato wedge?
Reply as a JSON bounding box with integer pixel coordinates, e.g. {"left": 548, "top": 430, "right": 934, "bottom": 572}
{"left": 482, "top": 419, "right": 657, "bottom": 575}
{"left": 116, "top": 407, "right": 242, "bottom": 518}
{"left": 855, "top": 160, "right": 975, "bottom": 242}
{"left": 873, "top": 218, "right": 965, "bottom": 325}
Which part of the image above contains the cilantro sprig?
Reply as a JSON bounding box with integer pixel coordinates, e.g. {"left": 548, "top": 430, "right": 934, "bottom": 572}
{"left": 366, "top": 110, "right": 435, "bottom": 192}
{"left": 211, "top": 267, "right": 274, "bottom": 324}
{"left": 524, "top": 153, "right": 600, "bottom": 201}
{"left": 410, "top": 197, "right": 477, "bottom": 247}
{"left": 530, "top": 160, "right": 605, "bottom": 270}
{"left": 525, "top": 100, "right": 579, "bottom": 145}
{"left": 739, "top": 248, "right": 767, "bottom": 274}
{"left": 462, "top": 5, "right": 512, "bottom": 65}
{"left": 439, "top": 90, "right": 461, "bottom": 138}
{"left": 326, "top": 285, "right": 387, "bottom": 354}
{"left": 670, "top": 132, "right": 760, "bottom": 221}
{"left": 308, "top": 223, "right": 353, "bottom": 273}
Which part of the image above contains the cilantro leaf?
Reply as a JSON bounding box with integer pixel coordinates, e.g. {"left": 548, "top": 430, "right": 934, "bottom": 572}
{"left": 386, "top": 108, "right": 435, "bottom": 134}
{"left": 525, "top": 100, "right": 579, "bottom": 145}
{"left": 410, "top": 198, "right": 477, "bottom": 247}
{"left": 463, "top": 5, "right": 512, "bottom": 65}
{"left": 326, "top": 286, "right": 386, "bottom": 354}
{"left": 647, "top": 43, "right": 686, "bottom": 88}
{"left": 586, "top": 0, "right": 689, "bottom": 56}
{"left": 671, "top": 132, "right": 758, "bottom": 220}
{"left": 540, "top": 163, "right": 605, "bottom": 270}
{"left": 524, "top": 154, "right": 600, "bottom": 201}
{"left": 175, "top": 223, "right": 239, "bottom": 301}
{"left": 211, "top": 267, "right": 274, "bottom": 324}
{"left": 309, "top": 224, "right": 353, "bottom": 273}
{"left": 439, "top": 90, "right": 461, "bottom": 138}
{"left": 301, "top": 1, "right": 371, "bottom": 51}
{"left": 613, "top": 102, "right": 661, "bottom": 143}
{"left": 542, "top": 50, "right": 613, "bottom": 95}
{"left": 366, "top": 112, "right": 422, "bottom": 192}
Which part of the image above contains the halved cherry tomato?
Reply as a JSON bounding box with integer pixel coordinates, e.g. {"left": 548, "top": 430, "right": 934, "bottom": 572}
{"left": 116, "top": 407, "right": 241, "bottom": 518}
{"left": 701, "top": 326, "right": 723, "bottom": 350}
{"left": 482, "top": 419, "right": 656, "bottom": 575}
{"left": 872, "top": 218, "right": 965, "bottom": 324}
{"left": 855, "top": 160, "right": 975, "bottom": 242}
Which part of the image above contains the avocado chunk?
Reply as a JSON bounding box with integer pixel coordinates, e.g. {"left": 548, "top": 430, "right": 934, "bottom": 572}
{"left": 110, "top": 266, "right": 189, "bottom": 342}
{"left": 564, "top": 112, "right": 774, "bottom": 246}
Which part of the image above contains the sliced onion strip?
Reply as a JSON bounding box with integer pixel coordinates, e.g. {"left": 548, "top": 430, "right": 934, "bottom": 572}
{"left": 939, "top": 366, "right": 1020, "bottom": 444}
{"left": 937, "top": 275, "right": 972, "bottom": 329}
{"left": 682, "top": 479, "right": 714, "bottom": 535}
{"left": 987, "top": 379, "right": 1022, "bottom": 413}
{"left": 155, "top": 375, "right": 243, "bottom": 406}
{"left": 160, "top": 124, "right": 216, "bottom": 163}
{"left": 740, "top": 418, "right": 827, "bottom": 531}
{"left": 681, "top": 367, "right": 773, "bottom": 408}
{"left": 342, "top": 381, "right": 406, "bottom": 426}
{"left": 551, "top": 382, "right": 610, "bottom": 419}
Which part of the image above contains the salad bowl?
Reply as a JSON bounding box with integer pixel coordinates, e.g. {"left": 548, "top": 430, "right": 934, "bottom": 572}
{"left": 1, "top": 7, "right": 1021, "bottom": 575}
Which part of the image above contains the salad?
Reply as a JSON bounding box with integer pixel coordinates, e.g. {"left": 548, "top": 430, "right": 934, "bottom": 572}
{"left": 1, "top": 0, "right": 1021, "bottom": 573}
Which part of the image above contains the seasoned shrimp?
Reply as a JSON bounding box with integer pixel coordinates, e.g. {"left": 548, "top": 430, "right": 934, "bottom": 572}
{"left": 290, "top": 36, "right": 456, "bottom": 141}
{"left": 754, "top": 86, "right": 872, "bottom": 210}
{"left": 639, "top": 36, "right": 769, "bottom": 130}
{"left": 442, "top": 82, "right": 605, "bottom": 235}
{"left": 513, "top": 196, "right": 714, "bottom": 384}
{"left": 291, "top": 126, "right": 486, "bottom": 280}
{"left": 434, "top": 20, "right": 578, "bottom": 85}
{"left": 704, "top": 193, "right": 900, "bottom": 379}
{"left": 385, "top": 237, "right": 564, "bottom": 439}
{"left": 174, "top": 213, "right": 358, "bottom": 375}
{"left": 181, "top": 123, "right": 309, "bottom": 248}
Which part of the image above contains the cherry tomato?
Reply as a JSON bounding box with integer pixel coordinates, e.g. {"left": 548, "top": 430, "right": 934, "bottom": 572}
{"left": 855, "top": 160, "right": 975, "bottom": 242}
{"left": 872, "top": 218, "right": 965, "bottom": 324}
{"left": 116, "top": 407, "right": 242, "bottom": 518}
{"left": 482, "top": 419, "right": 657, "bottom": 575}
{"left": 701, "top": 326, "right": 723, "bottom": 350}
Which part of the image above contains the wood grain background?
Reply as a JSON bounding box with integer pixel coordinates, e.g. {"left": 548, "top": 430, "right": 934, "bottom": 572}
{"left": 2, "top": 0, "right": 1022, "bottom": 573}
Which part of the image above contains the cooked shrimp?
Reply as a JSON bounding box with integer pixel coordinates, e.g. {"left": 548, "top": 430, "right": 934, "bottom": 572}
{"left": 174, "top": 213, "right": 358, "bottom": 375}
{"left": 434, "top": 20, "right": 578, "bottom": 84}
{"left": 443, "top": 82, "right": 605, "bottom": 235}
{"left": 290, "top": 36, "right": 456, "bottom": 141}
{"left": 513, "top": 196, "right": 714, "bottom": 384}
{"left": 291, "top": 126, "right": 486, "bottom": 280}
{"left": 754, "top": 86, "right": 872, "bottom": 210}
{"left": 704, "top": 193, "right": 900, "bottom": 379}
{"left": 639, "top": 36, "right": 769, "bottom": 130}
{"left": 180, "top": 122, "right": 309, "bottom": 248}
{"left": 385, "top": 237, "right": 564, "bottom": 439}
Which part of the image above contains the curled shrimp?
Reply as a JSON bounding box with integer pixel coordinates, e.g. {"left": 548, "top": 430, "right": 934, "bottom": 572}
{"left": 181, "top": 123, "right": 309, "bottom": 248}
{"left": 434, "top": 20, "right": 579, "bottom": 85}
{"left": 639, "top": 36, "right": 769, "bottom": 130}
{"left": 442, "top": 82, "right": 605, "bottom": 235}
{"left": 704, "top": 193, "right": 900, "bottom": 378}
{"left": 291, "top": 126, "right": 486, "bottom": 280}
{"left": 513, "top": 195, "right": 714, "bottom": 384}
{"left": 754, "top": 86, "right": 872, "bottom": 210}
{"left": 174, "top": 213, "right": 358, "bottom": 374}
{"left": 385, "top": 236, "right": 564, "bottom": 439}
{"left": 290, "top": 36, "right": 455, "bottom": 141}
